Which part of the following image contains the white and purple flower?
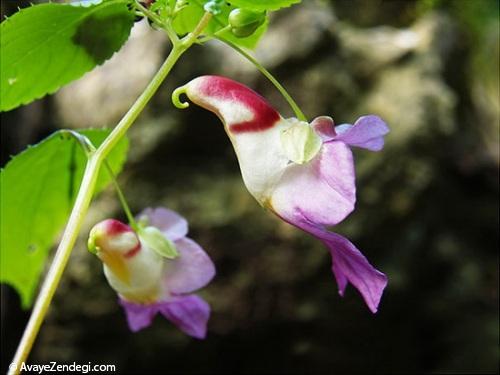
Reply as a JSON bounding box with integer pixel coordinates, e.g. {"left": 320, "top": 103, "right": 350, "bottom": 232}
{"left": 174, "top": 75, "right": 389, "bottom": 313}
{"left": 88, "top": 207, "right": 215, "bottom": 338}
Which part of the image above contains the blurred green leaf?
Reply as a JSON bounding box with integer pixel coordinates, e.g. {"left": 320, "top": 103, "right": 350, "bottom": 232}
{"left": 173, "top": 0, "right": 268, "bottom": 49}
{"left": 0, "top": 129, "right": 129, "bottom": 308}
{"left": 228, "top": 0, "right": 301, "bottom": 12}
{"left": 0, "top": 0, "right": 134, "bottom": 112}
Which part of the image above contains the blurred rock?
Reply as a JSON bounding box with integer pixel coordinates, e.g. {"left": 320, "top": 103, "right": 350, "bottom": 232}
{"left": 470, "top": 20, "right": 500, "bottom": 165}
{"left": 55, "top": 20, "right": 168, "bottom": 128}
{"left": 209, "top": 0, "right": 336, "bottom": 79}
{"left": 361, "top": 63, "right": 456, "bottom": 143}
{"left": 336, "top": 13, "right": 456, "bottom": 76}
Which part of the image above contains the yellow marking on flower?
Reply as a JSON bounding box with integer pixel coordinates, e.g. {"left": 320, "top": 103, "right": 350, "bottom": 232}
{"left": 261, "top": 197, "right": 277, "bottom": 213}
{"left": 120, "top": 287, "right": 160, "bottom": 304}
{"left": 100, "top": 251, "right": 130, "bottom": 285}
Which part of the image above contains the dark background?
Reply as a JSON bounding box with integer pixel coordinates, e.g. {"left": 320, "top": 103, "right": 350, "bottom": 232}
{"left": 1, "top": 0, "right": 499, "bottom": 373}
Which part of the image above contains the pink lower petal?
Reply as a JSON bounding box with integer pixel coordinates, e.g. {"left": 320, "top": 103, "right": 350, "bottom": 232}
{"left": 119, "top": 299, "right": 157, "bottom": 332}
{"left": 270, "top": 139, "right": 386, "bottom": 312}
{"left": 163, "top": 238, "right": 216, "bottom": 295}
{"left": 276, "top": 211, "right": 387, "bottom": 313}
{"left": 321, "top": 230, "right": 387, "bottom": 313}
{"left": 158, "top": 295, "right": 210, "bottom": 339}
{"left": 119, "top": 295, "right": 211, "bottom": 338}
{"left": 271, "top": 141, "right": 356, "bottom": 227}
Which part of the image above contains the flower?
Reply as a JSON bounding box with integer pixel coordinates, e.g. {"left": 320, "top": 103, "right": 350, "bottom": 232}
{"left": 88, "top": 207, "right": 215, "bottom": 338}
{"left": 174, "top": 75, "right": 389, "bottom": 313}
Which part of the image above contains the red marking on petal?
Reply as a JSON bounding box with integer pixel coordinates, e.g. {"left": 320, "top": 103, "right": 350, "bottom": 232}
{"left": 124, "top": 243, "right": 141, "bottom": 258}
{"left": 102, "top": 219, "right": 133, "bottom": 236}
{"left": 197, "top": 76, "right": 280, "bottom": 134}
{"left": 229, "top": 107, "right": 280, "bottom": 133}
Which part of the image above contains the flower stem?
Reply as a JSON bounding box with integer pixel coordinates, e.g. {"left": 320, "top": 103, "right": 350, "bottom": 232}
{"left": 104, "top": 161, "right": 138, "bottom": 230}
{"left": 8, "top": 12, "right": 213, "bottom": 373}
{"left": 216, "top": 37, "right": 308, "bottom": 122}
{"left": 60, "top": 130, "right": 137, "bottom": 230}
{"left": 134, "top": 0, "right": 164, "bottom": 27}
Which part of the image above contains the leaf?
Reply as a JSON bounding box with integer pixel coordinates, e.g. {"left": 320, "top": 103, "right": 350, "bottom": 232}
{"left": 0, "top": 129, "right": 129, "bottom": 308}
{"left": 228, "top": 0, "right": 301, "bottom": 12}
{"left": 172, "top": 0, "right": 268, "bottom": 49}
{"left": 0, "top": 0, "right": 135, "bottom": 112}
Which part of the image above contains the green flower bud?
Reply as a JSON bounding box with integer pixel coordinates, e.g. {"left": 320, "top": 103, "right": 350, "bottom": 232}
{"left": 228, "top": 9, "right": 266, "bottom": 38}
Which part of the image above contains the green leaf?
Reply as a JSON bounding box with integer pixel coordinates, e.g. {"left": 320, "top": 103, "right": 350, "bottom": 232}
{"left": 0, "top": 129, "right": 129, "bottom": 308}
{"left": 228, "top": 0, "right": 301, "bottom": 12}
{"left": 172, "top": 0, "right": 268, "bottom": 49}
{"left": 0, "top": 0, "right": 135, "bottom": 112}
{"left": 137, "top": 226, "right": 179, "bottom": 259}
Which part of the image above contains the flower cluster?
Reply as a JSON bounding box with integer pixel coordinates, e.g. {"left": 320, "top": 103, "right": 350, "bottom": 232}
{"left": 90, "top": 75, "right": 389, "bottom": 339}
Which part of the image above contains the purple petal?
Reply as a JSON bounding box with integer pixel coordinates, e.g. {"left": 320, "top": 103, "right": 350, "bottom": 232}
{"left": 311, "top": 116, "right": 336, "bottom": 141}
{"left": 164, "top": 237, "right": 216, "bottom": 295}
{"left": 119, "top": 299, "right": 157, "bottom": 332}
{"left": 271, "top": 141, "right": 356, "bottom": 227}
{"left": 324, "top": 232, "right": 387, "bottom": 312}
{"left": 140, "top": 207, "right": 188, "bottom": 241}
{"left": 158, "top": 295, "right": 210, "bottom": 339}
{"left": 271, "top": 211, "right": 387, "bottom": 313}
{"left": 334, "top": 115, "right": 389, "bottom": 151}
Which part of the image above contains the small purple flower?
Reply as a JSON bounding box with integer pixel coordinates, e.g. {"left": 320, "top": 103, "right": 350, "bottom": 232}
{"left": 175, "top": 76, "right": 389, "bottom": 313}
{"left": 88, "top": 208, "right": 215, "bottom": 339}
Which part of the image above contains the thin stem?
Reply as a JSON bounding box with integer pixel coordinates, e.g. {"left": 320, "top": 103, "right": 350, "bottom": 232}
{"left": 197, "top": 24, "right": 230, "bottom": 44}
{"left": 216, "top": 37, "right": 308, "bottom": 122}
{"left": 165, "top": 22, "right": 181, "bottom": 47}
{"left": 134, "top": 0, "right": 164, "bottom": 27}
{"left": 59, "top": 130, "right": 137, "bottom": 229}
{"left": 8, "top": 10, "right": 213, "bottom": 369}
{"left": 104, "top": 161, "right": 137, "bottom": 230}
{"left": 135, "top": 1, "right": 181, "bottom": 46}
{"left": 183, "top": 12, "right": 212, "bottom": 46}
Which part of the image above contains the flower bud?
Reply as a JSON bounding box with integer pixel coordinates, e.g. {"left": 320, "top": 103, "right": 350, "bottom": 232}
{"left": 228, "top": 9, "right": 266, "bottom": 38}
{"left": 88, "top": 219, "right": 139, "bottom": 255}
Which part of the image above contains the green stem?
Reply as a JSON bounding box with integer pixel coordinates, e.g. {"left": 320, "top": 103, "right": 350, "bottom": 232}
{"left": 60, "top": 130, "right": 137, "bottom": 230}
{"left": 8, "top": 12, "right": 212, "bottom": 374}
{"left": 134, "top": 0, "right": 164, "bottom": 27}
{"left": 104, "top": 161, "right": 137, "bottom": 230}
{"left": 216, "top": 37, "right": 308, "bottom": 122}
